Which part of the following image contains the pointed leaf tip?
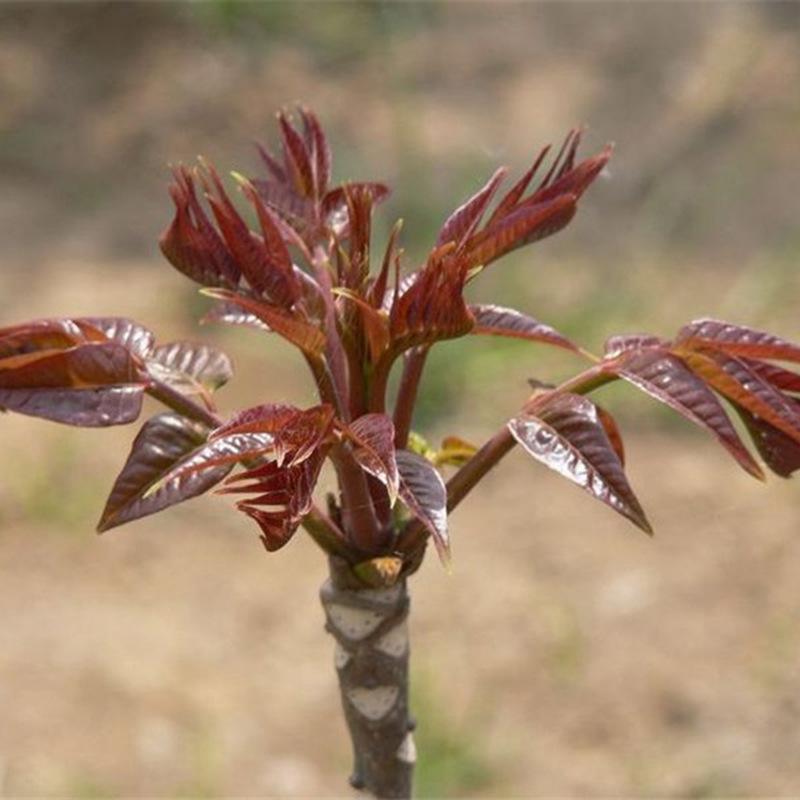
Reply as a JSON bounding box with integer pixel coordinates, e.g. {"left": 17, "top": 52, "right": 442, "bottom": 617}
{"left": 509, "top": 393, "right": 651, "bottom": 535}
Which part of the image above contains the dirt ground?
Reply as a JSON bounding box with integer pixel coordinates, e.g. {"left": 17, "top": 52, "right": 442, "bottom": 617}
{"left": 2, "top": 265, "right": 800, "bottom": 797}
{"left": 2, "top": 408, "right": 800, "bottom": 797}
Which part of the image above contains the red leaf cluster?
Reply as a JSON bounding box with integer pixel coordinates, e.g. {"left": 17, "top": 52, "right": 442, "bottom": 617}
{"left": 4, "top": 108, "right": 798, "bottom": 577}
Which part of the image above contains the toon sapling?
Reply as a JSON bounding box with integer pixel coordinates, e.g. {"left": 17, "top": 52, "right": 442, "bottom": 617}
{"left": 2, "top": 109, "right": 800, "bottom": 798}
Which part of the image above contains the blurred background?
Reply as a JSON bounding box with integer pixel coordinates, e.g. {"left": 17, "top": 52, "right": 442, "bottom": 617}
{"left": 1, "top": 2, "right": 800, "bottom": 796}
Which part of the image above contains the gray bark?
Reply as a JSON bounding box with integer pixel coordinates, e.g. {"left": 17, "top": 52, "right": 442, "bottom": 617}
{"left": 321, "top": 563, "right": 415, "bottom": 798}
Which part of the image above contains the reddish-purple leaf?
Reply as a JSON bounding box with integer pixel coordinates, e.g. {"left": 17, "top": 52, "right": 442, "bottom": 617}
{"left": 239, "top": 179, "right": 300, "bottom": 307}
{"left": 0, "top": 385, "right": 144, "bottom": 427}
{"left": 470, "top": 304, "right": 578, "bottom": 351}
{"left": 596, "top": 405, "right": 625, "bottom": 466}
{"left": 200, "top": 300, "right": 271, "bottom": 332}
{"left": 396, "top": 449, "right": 449, "bottom": 562}
{"left": 148, "top": 341, "right": 233, "bottom": 391}
{"left": 0, "top": 342, "right": 143, "bottom": 390}
{"left": 508, "top": 392, "right": 651, "bottom": 534}
{"left": 486, "top": 148, "right": 550, "bottom": 227}
{"left": 77, "top": 317, "right": 155, "bottom": 360}
{"left": 334, "top": 288, "right": 390, "bottom": 362}
{"left": 251, "top": 178, "right": 314, "bottom": 230}
{"left": 0, "top": 319, "right": 96, "bottom": 358}
{"left": 97, "top": 413, "right": 232, "bottom": 532}
{"left": 675, "top": 318, "right": 800, "bottom": 364}
{"left": 202, "top": 289, "right": 326, "bottom": 356}
{"left": 201, "top": 163, "right": 296, "bottom": 304}
{"left": 322, "top": 183, "right": 390, "bottom": 236}
{"left": 221, "top": 446, "right": 328, "bottom": 551}
{"left": 278, "top": 111, "right": 315, "bottom": 198}
{"left": 346, "top": 413, "right": 399, "bottom": 504}
{"left": 211, "top": 402, "right": 299, "bottom": 439}
{"left": 160, "top": 167, "right": 240, "bottom": 288}
{"left": 437, "top": 167, "right": 507, "bottom": 249}
{"left": 603, "top": 334, "right": 665, "bottom": 358}
{"left": 679, "top": 350, "right": 800, "bottom": 444}
{"left": 299, "top": 107, "right": 332, "bottom": 197}
{"left": 742, "top": 359, "right": 800, "bottom": 394}
{"left": 337, "top": 184, "right": 375, "bottom": 290}
{"left": 737, "top": 406, "right": 800, "bottom": 478}
{"left": 607, "top": 348, "right": 764, "bottom": 479}
{"left": 369, "top": 219, "right": 403, "bottom": 310}
{"left": 158, "top": 430, "right": 280, "bottom": 483}
{"left": 0, "top": 332, "right": 147, "bottom": 427}
{"left": 210, "top": 402, "right": 334, "bottom": 467}
{"left": 389, "top": 247, "right": 474, "bottom": 350}
{"left": 529, "top": 144, "right": 612, "bottom": 206}
{"left": 464, "top": 194, "right": 577, "bottom": 269}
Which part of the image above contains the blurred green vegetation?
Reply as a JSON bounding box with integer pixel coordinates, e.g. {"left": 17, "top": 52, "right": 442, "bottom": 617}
{"left": 411, "top": 674, "right": 494, "bottom": 798}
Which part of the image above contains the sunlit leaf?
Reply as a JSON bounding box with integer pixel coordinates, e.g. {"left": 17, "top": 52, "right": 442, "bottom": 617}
{"left": 200, "top": 300, "right": 271, "bottom": 332}
{"left": 83, "top": 318, "right": 154, "bottom": 359}
{"left": 603, "top": 334, "right": 665, "bottom": 358}
{"left": 346, "top": 413, "right": 399, "bottom": 505}
{"left": 595, "top": 406, "right": 625, "bottom": 466}
{"left": 737, "top": 405, "right": 800, "bottom": 478}
{"left": 221, "top": 447, "right": 328, "bottom": 551}
{"left": 97, "top": 413, "right": 231, "bottom": 531}
{"left": 608, "top": 348, "right": 763, "bottom": 479}
{"left": 509, "top": 392, "right": 651, "bottom": 534}
{"left": 389, "top": 246, "right": 474, "bottom": 351}
{"left": 470, "top": 304, "right": 578, "bottom": 351}
{"left": 675, "top": 318, "right": 800, "bottom": 364}
{"left": 160, "top": 167, "right": 240, "bottom": 288}
{"left": 0, "top": 385, "right": 144, "bottom": 427}
{"left": 0, "top": 319, "right": 97, "bottom": 358}
{"left": 464, "top": 194, "right": 577, "bottom": 269}
{"left": 740, "top": 358, "right": 800, "bottom": 394}
{"left": 679, "top": 350, "right": 800, "bottom": 444}
{"left": 202, "top": 288, "right": 326, "bottom": 356}
{"left": 278, "top": 111, "right": 315, "bottom": 198}
{"left": 149, "top": 341, "right": 233, "bottom": 392}
{"left": 211, "top": 402, "right": 335, "bottom": 467}
{"left": 396, "top": 449, "right": 449, "bottom": 562}
{"left": 437, "top": 167, "right": 507, "bottom": 249}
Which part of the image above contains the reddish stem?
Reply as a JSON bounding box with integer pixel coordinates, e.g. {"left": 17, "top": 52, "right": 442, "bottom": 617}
{"left": 147, "top": 379, "right": 222, "bottom": 429}
{"left": 396, "top": 361, "right": 618, "bottom": 556}
{"left": 393, "top": 346, "right": 429, "bottom": 448}
{"left": 331, "top": 445, "right": 383, "bottom": 553}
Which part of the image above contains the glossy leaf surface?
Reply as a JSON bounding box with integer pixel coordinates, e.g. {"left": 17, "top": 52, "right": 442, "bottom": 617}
{"left": 608, "top": 347, "right": 763, "bottom": 478}
{"left": 470, "top": 304, "right": 577, "bottom": 351}
{"left": 78, "top": 317, "right": 155, "bottom": 359}
{"left": 508, "top": 392, "right": 651, "bottom": 534}
{"left": 98, "top": 413, "right": 231, "bottom": 531}
{"left": 0, "top": 342, "right": 147, "bottom": 426}
{"left": 160, "top": 167, "right": 240, "bottom": 288}
{"left": 346, "top": 413, "right": 399, "bottom": 504}
{"left": 202, "top": 289, "right": 326, "bottom": 356}
{"left": 221, "top": 447, "right": 328, "bottom": 551}
{"left": 149, "top": 341, "right": 233, "bottom": 391}
{"left": 200, "top": 300, "right": 271, "bottom": 332}
{"left": 396, "top": 449, "right": 449, "bottom": 561}
{"left": 436, "top": 167, "right": 507, "bottom": 249}
{"left": 675, "top": 318, "right": 800, "bottom": 364}
{"left": 680, "top": 351, "right": 800, "bottom": 443}
{"left": 737, "top": 406, "right": 800, "bottom": 478}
